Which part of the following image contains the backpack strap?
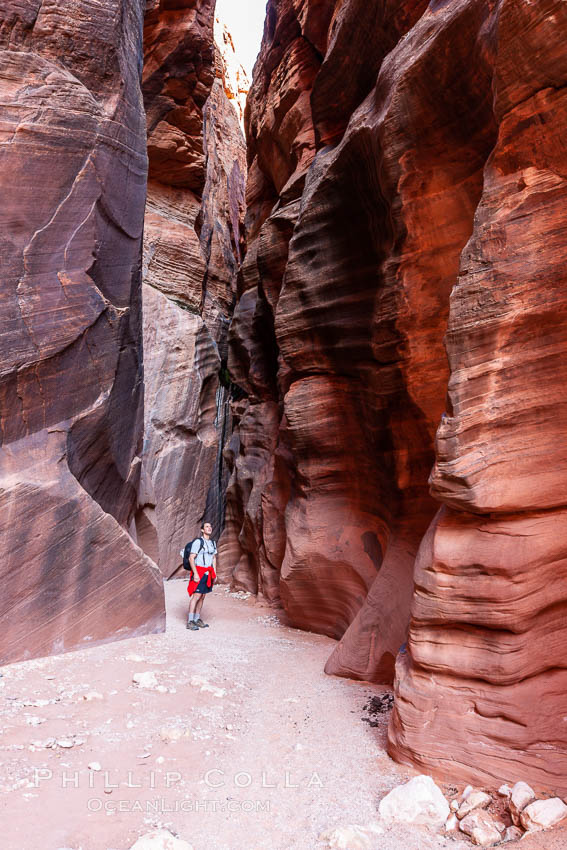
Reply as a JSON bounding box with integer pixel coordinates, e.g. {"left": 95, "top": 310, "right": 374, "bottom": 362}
{"left": 182, "top": 537, "right": 205, "bottom": 570}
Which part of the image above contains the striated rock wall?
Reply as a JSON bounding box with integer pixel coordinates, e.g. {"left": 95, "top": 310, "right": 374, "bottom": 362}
{"left": 225, "top": 0, "right": 567, "bottom": 792}
{"left": 0, "top": 0, "right": 165, "bottom": 663}
{"left": 138, "top": 0, "right": 246, "bottom": 576}
{"left": 388, "top": 0, "right": 567, "bottom": 795}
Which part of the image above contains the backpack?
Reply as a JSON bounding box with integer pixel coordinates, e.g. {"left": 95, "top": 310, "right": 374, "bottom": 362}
{"left": 182, "top": 537, "right": 205, "bottom": 571}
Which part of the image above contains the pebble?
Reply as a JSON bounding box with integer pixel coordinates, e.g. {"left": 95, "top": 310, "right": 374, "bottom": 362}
{"left": 132, "top": 672, "right": 159, "bottom": 690}
{"left": 189, "top": 676, "right": 226, "bottom": 698}
{"left": 25, "top": 716, "right": 46, "bottom": 726}
{"left": 445, "top": 813, "right": 458, "bottom": 832}
{"left": 319, "top": 823, "right": 384, "bottom": 850}
{"left": 129, "top": 829, "right": 194, "bottom": 849}
{"left": 502, "top": 825, "right": 523, "bottom": 842}
{"left": 160, "top": 727, "right": 190, "bottom": 743}
{"left": 88, "top": 762, "right": 102, "bottom": 771}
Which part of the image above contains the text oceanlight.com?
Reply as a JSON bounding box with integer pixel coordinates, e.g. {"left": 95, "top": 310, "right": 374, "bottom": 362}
{"left": 87, "top": 798, "right": 270, "bottom": 814}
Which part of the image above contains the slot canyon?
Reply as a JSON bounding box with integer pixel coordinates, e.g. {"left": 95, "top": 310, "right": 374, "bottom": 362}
{"left": 1, "top": 0, "right": 567, "bottom": 846}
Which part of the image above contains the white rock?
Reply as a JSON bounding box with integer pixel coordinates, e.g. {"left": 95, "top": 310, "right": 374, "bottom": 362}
{"left": 459, "top": 811, "right": 502, "bottom": 846}
{"left": 378, "top": 775, "right": 450, "bottom": 829}
{"left": 457, "top": 790, "right": 492, "bottom": 819}
{"left": 461, "top": 785, "right": 474, "bottom": 802}
{"left": 319, "top": 823, "right": 384, "bottom": 850}
{"left": 129, "top": 829, "right": 194, "bottom": 850}
{"left": 450, "top": 800, "right": 459, "bottom": 812}
{"left": 520, "top": 797, "right": 567, "bottom": 832}
{"left": 189, "top": 675, "right": 225, "bottom": 698}
{"left": 498, "top": 784, "right": 512, "bottom": 798}
{"left": 57, "top": 739, "right": 74, "bottom": 749}
{"left": 25, "top": 716, "right": 45, "bottom": 726}
{"left": 502, "top": 825, "right": 523, "bottom": 842}
{"left": 88, "top": 762, "right": 101, "bottom": 771}
{"left": 160, "top": 726, "right": 190, "bottom": 743}
{"left": 132, "top": 672, "right": 159, "bottom": 690}
{"left": 509, "top": 781, "right": 536, "bottom": 825}
{"left": 445, "top": 813, "right": 458, "bottom": 832}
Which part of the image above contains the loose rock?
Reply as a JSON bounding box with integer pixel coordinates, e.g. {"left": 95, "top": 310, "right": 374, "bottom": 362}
{"left": 459, "top": 811, "right": 503, "bottom": 846}
{"left": 502, "top": 826, "right": 523, "bottom": 842}
{"left": 132, "top": 672, "right": 159, "bottom": 690}
{"left": 129, "top": 830, "right": 193, "bottom": 850}
{"left": 80, "top": 691, "right": 103, "bottom": 701}
{"left": 319, "top": 823, "right": 384, "bottom": 850}
{"left": 190, "top": 675, "right": 226, "bottom": 698}
{"left": 445, "top": 813, "right": 458, "bottom": 832}
{"left": 520, "top": 797, "right": 567, "bottom": 832}
{"left": 509, "top": 781, "right": 536, "bottom": 825}
{"left": 457, "top": 790, "right": 492, "bottom": 819}
{"left": 160, "top": 726, "right": 190, "bottom": 743}
{"left": 378, "top": 774, "right": 450, "bottom": 829}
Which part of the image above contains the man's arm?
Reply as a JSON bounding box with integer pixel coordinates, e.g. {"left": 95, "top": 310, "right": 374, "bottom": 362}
{"left": 189, "top": 552, "right": 199, "bottom": 582}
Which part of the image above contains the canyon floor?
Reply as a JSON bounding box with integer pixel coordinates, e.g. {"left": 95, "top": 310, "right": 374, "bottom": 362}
{"left": 0, "top": 581, "right": 564, "bottom": 850}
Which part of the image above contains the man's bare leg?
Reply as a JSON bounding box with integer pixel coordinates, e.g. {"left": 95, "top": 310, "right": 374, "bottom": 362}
{"left": 195, "top": 593, "right": 209, "bottom": 627}
{"left": 187, "top": 591, "right": 201, "bottom": 629}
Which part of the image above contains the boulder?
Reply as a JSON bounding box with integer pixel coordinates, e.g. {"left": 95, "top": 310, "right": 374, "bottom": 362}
{"left": 509, "top": 781, "right": 536, "bottom": 825}
{"left": 520, "top": 798, "right": 567, "bottom": 832}
{"left": 378, "top": 775, "right": 449, "bottom": 829}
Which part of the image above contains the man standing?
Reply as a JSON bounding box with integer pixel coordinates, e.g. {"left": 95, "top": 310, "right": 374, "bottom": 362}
{"left": 185, "top": 522, "right": 217, "bottom": 630}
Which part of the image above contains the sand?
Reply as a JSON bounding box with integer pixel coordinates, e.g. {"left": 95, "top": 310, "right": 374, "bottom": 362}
{"left": 0, "top": 580, "right": 562, "bottom": 850}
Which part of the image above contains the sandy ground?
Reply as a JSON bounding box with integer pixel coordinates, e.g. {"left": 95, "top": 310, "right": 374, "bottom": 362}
{"left": 0, "top": 580, "right": 564, "bottom": 850}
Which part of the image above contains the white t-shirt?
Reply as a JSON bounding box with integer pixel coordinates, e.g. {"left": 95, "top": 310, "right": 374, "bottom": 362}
{"left": 191, "top": 537, "right": 217, "bottom": 568}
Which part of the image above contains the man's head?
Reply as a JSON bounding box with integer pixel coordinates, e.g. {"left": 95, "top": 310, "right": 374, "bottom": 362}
{"left": 201, "top": 522, "right": 213, "bottom": 538}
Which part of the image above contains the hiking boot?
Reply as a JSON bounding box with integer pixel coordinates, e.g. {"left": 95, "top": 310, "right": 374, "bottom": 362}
{"left": 195, "top": 619, "right": 209, "bottom": 628}
{"left": 186, "top": 620, "right": 199, "bottom": 630}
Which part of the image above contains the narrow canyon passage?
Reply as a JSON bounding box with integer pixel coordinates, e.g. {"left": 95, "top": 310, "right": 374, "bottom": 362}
{"left": 2, "top": 0, "right": 567, "bottom": 846}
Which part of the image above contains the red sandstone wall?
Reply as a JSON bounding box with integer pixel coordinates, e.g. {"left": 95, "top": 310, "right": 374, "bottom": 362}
{"left": 137, "top": 1, "right": 246, "bottom": 575}
{"left": 0, "top": 0, "right": 165, "bottom": 663}
{"left": 224, "top": 0, "right": 567, "bottom": 792}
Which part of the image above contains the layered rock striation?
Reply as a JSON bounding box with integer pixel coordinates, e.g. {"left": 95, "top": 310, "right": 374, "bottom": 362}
{"left": 388, "top": 0, "right": 567, "bottom": 795}
{"left": 138, "top": 0, "right": 246, "bottom": 576}
{"left": 0, "top": 0, "right": 164, "bottom": 663}
{"left": 224, "top": 0, "right": 567, "bottom": 792}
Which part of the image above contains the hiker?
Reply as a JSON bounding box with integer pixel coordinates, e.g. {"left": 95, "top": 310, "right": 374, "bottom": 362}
{"left": 184, "top": 522, "right": 217, "bottom": 631}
